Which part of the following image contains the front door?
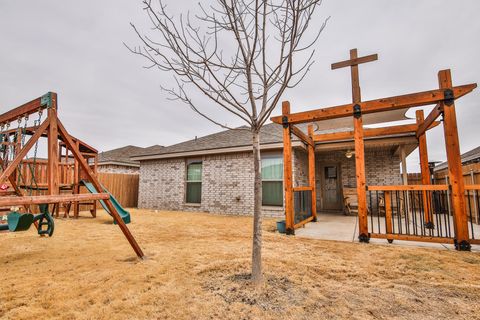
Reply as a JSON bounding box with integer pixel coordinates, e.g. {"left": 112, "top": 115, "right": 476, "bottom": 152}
{"left": 320, "top": 164, "right": 342, "bottom": 211}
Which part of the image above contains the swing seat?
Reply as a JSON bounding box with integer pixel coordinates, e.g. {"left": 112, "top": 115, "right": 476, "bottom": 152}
{"left": 7, "top": 212, "right": 34, "bottom": 232}
{"left": 33, "top": 204, "right": 55, "bottom": 237}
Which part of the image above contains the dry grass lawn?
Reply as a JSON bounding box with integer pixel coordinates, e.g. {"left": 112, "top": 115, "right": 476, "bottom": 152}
{"left": 1, "top": 209, "right": 480, "bottom": 319}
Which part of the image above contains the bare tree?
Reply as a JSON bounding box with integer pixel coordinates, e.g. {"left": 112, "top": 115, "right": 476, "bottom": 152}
{"left": 129, "top": 0, "right": 328, "bottom": 284}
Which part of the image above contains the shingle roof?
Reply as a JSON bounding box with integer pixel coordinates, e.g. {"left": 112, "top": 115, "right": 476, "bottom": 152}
{"left": 134, "top": 123, "right": 292, "bottom": 158}
{"left": 133, "top": 121, "right": 419, "bottom": 160}
{"left": 98, "top": 145, "right": 157, "bottom": 166}
{"left": 434, "top": 146, "right": 480, "bottom": 171}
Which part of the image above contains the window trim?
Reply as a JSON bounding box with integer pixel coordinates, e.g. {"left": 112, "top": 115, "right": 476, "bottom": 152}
{"left": 185, "top": 158, "right": 203, "bottom": 204}
{"left": 261, "top": 153, "right": 284, "bottom": 207}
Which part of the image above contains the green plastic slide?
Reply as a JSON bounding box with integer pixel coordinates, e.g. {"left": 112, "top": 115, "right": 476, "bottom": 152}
{"left": 81, "top": 181, "right": 131, "bottom": 224}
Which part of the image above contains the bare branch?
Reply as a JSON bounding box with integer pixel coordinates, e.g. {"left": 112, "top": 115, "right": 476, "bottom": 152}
{"left": 129, "top": 0, "right": 328, "bottom": 130}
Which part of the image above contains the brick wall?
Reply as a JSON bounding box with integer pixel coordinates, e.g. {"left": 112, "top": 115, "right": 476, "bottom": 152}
{"left": 138, "top": 146, "right": 401, "bottom": 217}
{"left": 138, "top": 151, "right": 291, "bottom": 217}
{"left": 315, "top": 148, "right": 401, "bottom": 187}
{"left": 314, "top": 148, "right": 401, "bottom": 211}
{"left": 293, "top": 148, "right": 309, "bottom": 187}
{"left": 98, "top": 164, "right": 139, "bottom": 174}
{"left": 138, "top": 158, "right": 185, "bottom": 210}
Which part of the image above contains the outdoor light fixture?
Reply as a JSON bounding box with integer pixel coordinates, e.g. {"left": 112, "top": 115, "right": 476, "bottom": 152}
{"left": 345, "top": 150, "right": 354, "bottom": 159}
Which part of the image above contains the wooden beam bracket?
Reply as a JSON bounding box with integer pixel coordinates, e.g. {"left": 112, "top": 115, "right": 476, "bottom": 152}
{"left": 353, "top": 104, "right": 362, "bottom": 118}
{"left": 40, "top": 92, "right": 54, "bottom": 108}
{"left": 443, "top": 88, "right": 455, "bottom": 106}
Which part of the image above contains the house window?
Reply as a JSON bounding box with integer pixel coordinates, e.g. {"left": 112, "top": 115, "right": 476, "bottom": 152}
{"left": 186, "top": 160, "right": 202, "bottom": 204}
{"left": 262, "top": 155, "right": 283, "bottom": 206}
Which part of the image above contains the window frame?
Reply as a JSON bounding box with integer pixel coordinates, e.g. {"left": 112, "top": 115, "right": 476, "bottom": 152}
{"left": 261, "top": 153, "right": 284, "bottom": 207}
{"left": 185, "top": 158, "right": 203, "bottom": 204}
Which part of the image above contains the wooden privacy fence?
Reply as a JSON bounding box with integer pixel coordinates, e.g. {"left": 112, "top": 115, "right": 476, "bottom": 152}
{"left": 407, "top": 163, "right": 480, "bottom": 224}
{"left": 97, "top": 173, "right": 139, "bottom": 208}
{"left": 14, "top": 161, "right": 139, "bottom": 208}
{"left": 407, "top": 163, "right": 480, "bottom": 186}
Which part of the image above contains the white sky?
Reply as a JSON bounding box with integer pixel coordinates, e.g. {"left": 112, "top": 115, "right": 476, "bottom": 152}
{"left": 1, "top": 0, "right": 479, "bottom": 172}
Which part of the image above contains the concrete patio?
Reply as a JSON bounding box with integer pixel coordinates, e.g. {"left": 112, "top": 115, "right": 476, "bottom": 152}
{"left": 294, "top": 213, "right": 480, "bottom": 251}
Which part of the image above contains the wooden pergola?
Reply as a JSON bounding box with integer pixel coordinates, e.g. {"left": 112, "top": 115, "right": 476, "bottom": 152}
{"left": 271, "top": 49, "right": 477, "bottom": 250}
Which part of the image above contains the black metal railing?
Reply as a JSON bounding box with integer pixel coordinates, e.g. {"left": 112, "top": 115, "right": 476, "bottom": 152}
{"left": 367, "top": 188, "right": 454, "bottom": 239}
{"left": 294, "top": 190, "right": 312, "bottom": 225}
{"left": 465, "top": 187, "right": 480, "bottom": 240}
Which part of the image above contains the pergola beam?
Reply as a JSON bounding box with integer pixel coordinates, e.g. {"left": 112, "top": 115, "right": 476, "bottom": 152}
{"left": 290, "top": 125, "right": 314, "bottom": 147}
{"left": 313, "top": 121, "right": 440, "bottom": 143}
{"left": 271, "top": 83, "right": 476, "bottom": 125}
{"left": 416, "top": 103, "right": 443, "bottom": 138}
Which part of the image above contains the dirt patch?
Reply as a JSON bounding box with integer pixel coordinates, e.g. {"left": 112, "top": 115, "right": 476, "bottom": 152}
{"left": 203, "top": 271, "right": 307, "bottom": 312}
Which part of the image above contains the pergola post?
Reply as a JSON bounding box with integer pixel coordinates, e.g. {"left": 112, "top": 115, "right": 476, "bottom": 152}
{"left": 354, "top": 108, "right": 369, "bottom": 242}
{"left": 349, "top": 49, "right": 369, "bottom": 242}
{"left": 308, "top": 124, "right": 317, "bottom": 222}
{"left": 416, "top": 110, "right": 433, "bottom": 228}
{"left": 282, "top": 101, "right": 294, "bottom": 235}
{"left": 439, "top": 69, "right": 470, "bottom": 250}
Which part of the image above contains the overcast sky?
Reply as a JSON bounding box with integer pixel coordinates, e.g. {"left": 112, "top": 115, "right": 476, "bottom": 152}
{"left": 1, "top": 1, "right": 479, "bottom": 172}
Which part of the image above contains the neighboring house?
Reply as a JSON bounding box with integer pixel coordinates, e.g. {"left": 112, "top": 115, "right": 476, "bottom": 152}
{"left": 434, "top": 146, "right": 480, "bottom": 178}
{"left": 132, "top": 123, "right": 418, "bottom": 217}
{"left": 98, "top": 145, "right": 160, "bottom": 174}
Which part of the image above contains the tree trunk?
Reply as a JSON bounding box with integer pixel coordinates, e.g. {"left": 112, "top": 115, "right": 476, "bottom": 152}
{"left": 251, "top": 128, "right": 263, "bottom": 285}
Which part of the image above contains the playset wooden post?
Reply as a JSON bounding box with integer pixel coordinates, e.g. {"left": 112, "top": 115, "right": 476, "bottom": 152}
{"left": 47, "top": 93, "right": 59, "bottom": 197}
{"left": 73, "top": 140, "right": 80, "bottom": 218}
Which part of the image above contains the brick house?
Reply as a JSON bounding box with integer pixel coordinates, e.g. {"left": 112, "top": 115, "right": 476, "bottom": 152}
{"left": 434, "top": 146, "right": 480, "bottom": 176}
{"left": 132, "top": 123, "right": 418, "bottom": 217}
{"left": 98, "top": 145, "right": 163, "bottom": 174}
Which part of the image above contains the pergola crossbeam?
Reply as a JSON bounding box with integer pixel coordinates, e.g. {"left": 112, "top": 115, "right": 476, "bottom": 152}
{"left": 313, "top": 121, "right": 440, "bottom": 143}
{"left": 416, "top": 103, "right": 443, "bottom": 138}
{"left": 271, "top": 83, "right": 476, "bottom": 125}
{"left": 290, "top": 125, "right": 314, "bottom": 147}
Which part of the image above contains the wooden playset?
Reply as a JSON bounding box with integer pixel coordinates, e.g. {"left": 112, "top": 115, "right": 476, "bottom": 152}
{"left": 272, "top": 49, "right": 478, "bottom": 250}
{"left": 0, "top": 92, "right": 144, "bottom": 258}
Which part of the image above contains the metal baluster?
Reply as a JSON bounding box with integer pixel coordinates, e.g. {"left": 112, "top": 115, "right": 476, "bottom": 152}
{"left": 467, "top": 190, "right": 474, "bottom": 240}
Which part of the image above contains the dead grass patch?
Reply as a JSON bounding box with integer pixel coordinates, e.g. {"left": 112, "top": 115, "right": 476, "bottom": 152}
{"left": 0, "top": 209, "right": 479, "bottom": 319}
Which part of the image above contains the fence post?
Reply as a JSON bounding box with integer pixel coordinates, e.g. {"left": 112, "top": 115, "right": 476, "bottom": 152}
{"left": 384, "top": 191, "right": 393, "bottom": 237}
